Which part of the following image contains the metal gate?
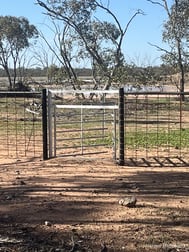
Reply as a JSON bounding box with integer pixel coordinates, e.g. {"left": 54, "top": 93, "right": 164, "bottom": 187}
{"left": 47, "top": 89, "right": 119, "bottom": 159}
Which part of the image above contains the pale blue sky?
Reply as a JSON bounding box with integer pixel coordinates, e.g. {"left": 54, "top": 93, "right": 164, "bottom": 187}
{"left": 0, "top": 0, "right": 171, "bottom": 66}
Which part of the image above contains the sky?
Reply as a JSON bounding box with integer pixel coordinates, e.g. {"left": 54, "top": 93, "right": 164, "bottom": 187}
{"left": 0, "top": 0, "right": 171, "bottom": 66}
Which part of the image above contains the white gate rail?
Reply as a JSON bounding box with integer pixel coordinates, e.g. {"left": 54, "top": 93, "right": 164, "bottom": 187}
{"left": 47, "top": 89, "right": 119, "bottom": 159}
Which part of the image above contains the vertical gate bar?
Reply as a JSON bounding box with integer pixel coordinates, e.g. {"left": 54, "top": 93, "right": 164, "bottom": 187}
{"left": 32, "top": 103, "right": 35, "bottom": 157}
{"left": 81, "top": 106, "right": 83, "bottom": 154}
{"left": 15, "top": 95, "right": 18, "bottom": 157}
{"left": 167, "top": 93, "right": 171, "bottom": 158}
{"left": 48, "top": 89, "right": 53, "bottom": 158}
{"left": 42, "top": 89, "right": 48, "bottom": 160}
{"left": 135, "top": 94, "right": 138, "bottom": 160}
{"left": 119, "top": 88, "right": 125, "bottom": 165}
{"left": 102, "top": 93, "right": 105, "bottom": 137}
{"left": 33, "top": 94, "right": 36, "bottom": 157}
{"left": 113, "top": 109, "right": 117, "bottom": 160}
{"left": 145, "top": 94, "right": 148, "bottom": 159}
{"left": 24, "top": 96, "right": 27, "bottom": 156}
{"left": 179, "top": 93, "right": 182, "bottom": 158}
{"left": 156, "top": 93, "right": 160, "bottom": 158}
{"left": 6, "top": 95, "right": 9, "bottom": 156}
{"left": 102, "top": 108, "right": 105, "bottom": 137}
{"left": 54, "top": 105, "right": 57, "bottom": 157}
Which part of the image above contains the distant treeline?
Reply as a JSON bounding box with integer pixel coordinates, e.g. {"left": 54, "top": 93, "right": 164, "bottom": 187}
{"left": 0, "top": 65, "right": 184, "bottom": 85}
{"left": 0, "top": 67, "right": 92, "bottom": 77}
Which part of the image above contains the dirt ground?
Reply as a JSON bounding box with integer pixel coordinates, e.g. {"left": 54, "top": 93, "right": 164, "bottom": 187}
{"left": 0, "top": 155, "right": 189, "bottom": 252}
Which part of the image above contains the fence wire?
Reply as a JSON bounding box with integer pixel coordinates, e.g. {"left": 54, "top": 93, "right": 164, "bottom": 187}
{"left": 0, "top": 92, "right": 43, "bottom": 159}
{"left": 124, "top": 92, "right": 189, "bottom": 166}
{"left": 2, "top": 89, "right": 189, "bottom": 166}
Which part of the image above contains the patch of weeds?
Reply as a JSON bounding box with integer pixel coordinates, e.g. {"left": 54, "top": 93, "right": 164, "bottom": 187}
{"left": 125, "top": 128, "right": 189, "bottom": 149}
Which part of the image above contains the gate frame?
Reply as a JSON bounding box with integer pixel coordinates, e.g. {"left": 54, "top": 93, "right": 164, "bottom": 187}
{"left": 46, "top": 89, "right": 121, "bottom": 161}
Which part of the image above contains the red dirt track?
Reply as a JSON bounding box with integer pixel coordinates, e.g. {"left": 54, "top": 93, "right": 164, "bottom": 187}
{"left": 0, "top": 156, "right": 189, "bottom": 251}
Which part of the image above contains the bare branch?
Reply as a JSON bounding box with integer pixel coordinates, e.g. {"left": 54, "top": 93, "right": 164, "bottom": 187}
{"left": 148, "top": 42, "right": 175, "bottom": 56}
{"left": 146, "top": 0, "right": 164, "bottom": 8}
{"left": 94, "top": 0, "right": 124, "bottom": 35}
{"left": 147, "top": 0, "right": 171, "bottom": 17}
{"left": 123, "top": 9, "right": 145, "bottom": 36}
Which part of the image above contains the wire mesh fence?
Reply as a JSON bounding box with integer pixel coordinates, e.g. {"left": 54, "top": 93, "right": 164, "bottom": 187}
{"left": 2, "top": 88, "right": 189, "bottom": 166}
{"left": 124, "top": 92, "right": 189, "bottom": 166}
{"left": 0, "top": 92, "right": 43, "bottom": 159}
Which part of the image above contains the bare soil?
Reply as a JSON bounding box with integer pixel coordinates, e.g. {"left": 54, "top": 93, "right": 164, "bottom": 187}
{"left": 0, "top": 156, "right": 189, "bottom": 252}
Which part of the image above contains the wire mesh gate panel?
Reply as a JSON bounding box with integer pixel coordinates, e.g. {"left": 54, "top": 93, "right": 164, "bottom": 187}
{"left": 124, "top": 92, "right": 189, "bottom": 166}
{"left": 0, "top": 92, "right": 43, "bottom": 159}
{"left": 54, "top": 104, "right": 118, "bottom": 157}
{"left": 47, "top": 90, "right": 119, "bottom": 159}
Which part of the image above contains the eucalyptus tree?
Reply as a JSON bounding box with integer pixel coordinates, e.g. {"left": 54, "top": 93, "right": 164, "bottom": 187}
{"left": 0, "top": 16, "right": 38, "bottom": 90}
{"left": 37, "top": 0, "right": 143, "bottom": 90}
{"left": 147, "top": 0, "right": 189, "bottom": 99}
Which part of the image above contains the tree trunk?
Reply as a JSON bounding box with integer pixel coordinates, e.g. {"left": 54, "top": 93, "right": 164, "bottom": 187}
{"left": 177, "top": 39, "right": 185, "bottom": 101}
{"left": 4, "top": 65, "right": 13, "bottom": 90}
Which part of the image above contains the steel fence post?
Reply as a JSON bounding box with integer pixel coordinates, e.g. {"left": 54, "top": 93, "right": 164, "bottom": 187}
{"left": 42, "top": 88, "right": 48, "bottom": 160}
{"left": 119, "top": 88, "right": 125, "bottom": 165}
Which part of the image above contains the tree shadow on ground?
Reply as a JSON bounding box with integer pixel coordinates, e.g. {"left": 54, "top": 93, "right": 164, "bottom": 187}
{"left": 0, "top": 158, "right": 189, "bottom": 251}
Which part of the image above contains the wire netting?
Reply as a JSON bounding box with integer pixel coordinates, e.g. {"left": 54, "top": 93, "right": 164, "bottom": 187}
{"left": 124, "top": 92, "right": 189, "bottom": 166}
{"left": 0, "top": 92, "right": 43, "bottom": 159}
{"left": 4, "top": 89, "right": 187, "bottom": 165}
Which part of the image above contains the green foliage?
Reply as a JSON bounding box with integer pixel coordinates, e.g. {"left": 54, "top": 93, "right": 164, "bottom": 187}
{"left": 163, "top": 0, "right": 189, "bottom": 44}
{"left": 0, "top": 16, "right": 38, "bottom": 89}
{"left": 161, "top": 0, "right": 189, "bottom": 84}
{"left": 47, "top": 64, "right": 67, "bottom": 84}
{"left": 125, "top": 128, "right": 189, "bottom": 149}
{"left": 46, "top": 0, "right": 96, "bottom": 22}
{"left": 37, "top": 0, "right": 143, "bottom": 90}
{"left": 0, "top": 67, "right": 92, "bottom": 78}
{"left": 0, "top": 16, "right": 38, "bottom": 50}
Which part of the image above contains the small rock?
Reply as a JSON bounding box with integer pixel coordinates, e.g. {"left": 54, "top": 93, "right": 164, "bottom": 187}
{"left": 20, "top": 180, "right": 26, "bottom": 185}
{"left": 6, "top": 195, "right": 14, "bottom": 200}
{"left": 101, "top": 243, "right": 108, "bottom": 252}
{"left": 4, "top": 214, "right": 10, "bottom": 219}
{"left": 119, "top": 196, "right": 137, "bottom": 207}
{"left": 12, "top": 180, "right": 26, "bottom": 186}
{"left": 44, "top": 221, "right": 52, "bottom": 226}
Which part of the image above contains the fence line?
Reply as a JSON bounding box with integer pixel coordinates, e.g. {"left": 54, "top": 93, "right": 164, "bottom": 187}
{"left": 0, "top": 91, "right": 43, "bottom": 159}
{"left": 1, "top": 88, "right": 189, "bottom": 166}
{"left": 123, "top": 91, "right": 189, "bottom": 166}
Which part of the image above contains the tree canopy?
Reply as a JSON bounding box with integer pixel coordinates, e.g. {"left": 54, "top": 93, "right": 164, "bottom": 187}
{"left": 2, "top": 1, "right": 189, "bottom": 91}
{"left": 37, "top": 0, "right": 143, "bottom": 90}
{"left": 148, "top": 0, "right": 189, "bottom": 98}
{"left": 0, "top": 15, "right": 38, "bottom": 90}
